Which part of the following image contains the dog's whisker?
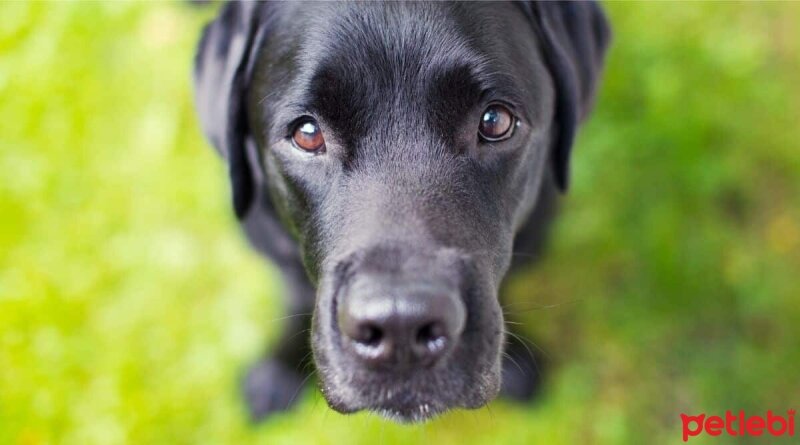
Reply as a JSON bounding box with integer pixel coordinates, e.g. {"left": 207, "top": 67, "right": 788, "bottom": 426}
{"left": 264, "top": 312, "right": 313, "bottom": 324}
{"left": 502, "top": 298, "right": 585, "bottom": 314}
{"left": 298, "top": 351, "right": 316, "bottom": 375}
{"left": 504, "top": 330, "right": 546, "bottom": 380}
{"left": 504, "top": 328, "right": 550, "bottom": 361}
{"left": 281, "top": 327, "right": 312, "bottom": 346}
{"left": 500, "top": 300, "right": 533, "bottom": 310}
{"left": 484, "top": 403, "right": 495, "bottom": 423}
{"left": 310, "top": 381, "right": 322, "bottom": 414}
{"left": 510, "top": 251, "right": 540, "bottom": 258}
{"left": 288, "top": 369, "right": 317, "bottom": 407}
{"left": 502, "top": 351, "right": 525, "bottom": 376}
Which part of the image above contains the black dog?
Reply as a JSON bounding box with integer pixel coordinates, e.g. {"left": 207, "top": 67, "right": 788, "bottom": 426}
{"left": 194, "top": 1, "right": 609, "bottom": 423}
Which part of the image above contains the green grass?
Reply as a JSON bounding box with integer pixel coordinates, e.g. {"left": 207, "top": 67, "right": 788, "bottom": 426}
{"left": 2, "top": 2, "right": 799, "bottom": 444}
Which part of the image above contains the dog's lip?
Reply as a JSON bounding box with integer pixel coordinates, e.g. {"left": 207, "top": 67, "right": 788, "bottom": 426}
{"left": 372, "top": 403, "right": 446, "bottom": 423}
{"left": 319, "top": 364, "right": 491, "bottom": 422}
{"left": 325, "top": 391, "right": 450, "bottom": 423}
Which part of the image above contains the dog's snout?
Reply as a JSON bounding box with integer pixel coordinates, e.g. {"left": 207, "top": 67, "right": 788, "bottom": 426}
{"left": 337, "top": 277, "right": 466, "bottom": 369}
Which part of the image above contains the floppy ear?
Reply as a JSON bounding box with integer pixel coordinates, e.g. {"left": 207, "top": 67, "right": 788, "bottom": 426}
{"left": 194, "top": 1, "right": 267, "bottom": 218}
{"left": 523, "top": 1, "right": 611, "bottom": 191}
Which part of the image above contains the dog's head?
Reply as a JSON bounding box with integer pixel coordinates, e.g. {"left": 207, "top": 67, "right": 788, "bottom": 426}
{"left": 195, "top": 1, "right": 609, "bottom": 422}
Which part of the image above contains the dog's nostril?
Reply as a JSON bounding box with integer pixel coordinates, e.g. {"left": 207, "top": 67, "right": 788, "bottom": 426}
{"left": 416, "top": 321, "right": 448, "bottom": 353}
{"left": 337, "top": 272, "right": 466, "bottom": 368}
{"left": 355, "top": 323, "right": 383, "bottom": 347}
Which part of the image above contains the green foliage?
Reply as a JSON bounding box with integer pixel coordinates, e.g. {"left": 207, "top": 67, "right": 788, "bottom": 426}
{"left": 1, "top": 2, "right": 798, "bottom": 444}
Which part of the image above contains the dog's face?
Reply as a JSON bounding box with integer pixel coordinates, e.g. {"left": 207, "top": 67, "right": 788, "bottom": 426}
{"left": 252, "top": 2, "right": 552, "bottom": 420}
{"left": 195, "top": 1, "right": 609, "bottom": 422}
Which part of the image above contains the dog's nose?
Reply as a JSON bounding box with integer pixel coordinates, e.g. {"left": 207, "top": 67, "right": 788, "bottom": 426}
{"left": 337, "top": 278, "right": 465, "bottom": 368}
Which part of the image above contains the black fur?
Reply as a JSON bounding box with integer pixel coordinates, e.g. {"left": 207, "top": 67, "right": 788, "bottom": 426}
{"left": 194, "top": 1, "right": 610, "bottom": 423}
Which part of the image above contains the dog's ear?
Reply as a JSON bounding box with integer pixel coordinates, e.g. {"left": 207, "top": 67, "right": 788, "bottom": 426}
{"left": 194, "top": 1, "right": 267, "bottom": 218}
{"left": 523, "top": 1, "right": 611, "bottom": 191}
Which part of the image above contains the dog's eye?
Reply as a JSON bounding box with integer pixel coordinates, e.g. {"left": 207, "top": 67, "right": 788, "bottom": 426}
{"left": 478, "top": 104, "right": 515, "bottom": 142}
{"left": 292, "top": 119, "right": 325, "bottom": 152}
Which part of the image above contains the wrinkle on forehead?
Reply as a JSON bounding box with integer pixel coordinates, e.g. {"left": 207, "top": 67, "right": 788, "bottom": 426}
{"left": 288, "top": 3, "right": 490, "bottom": 133}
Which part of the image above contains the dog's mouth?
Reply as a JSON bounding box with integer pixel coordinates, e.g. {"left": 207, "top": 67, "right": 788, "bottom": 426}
{"left": 317, "top": 350, "right": 501, "bottom": 422}
{"left": 326, "top": 378, "right": 451, "bottom": 422}
{"left": 371, "top": 400, "right": 449, "bottom": 423}
{"left": 320, "top": 364, "right": 486, "bottom": 423}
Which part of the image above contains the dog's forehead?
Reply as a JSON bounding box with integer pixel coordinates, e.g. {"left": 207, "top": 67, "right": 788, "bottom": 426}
{"left": 308, "top": 2, "right": 484, "bottom": 72}
{"left": 281, "top": 3, "right": 486, "bottom": 109}
{"left": 260, "top": 2, "right": 540, "bottom": 142}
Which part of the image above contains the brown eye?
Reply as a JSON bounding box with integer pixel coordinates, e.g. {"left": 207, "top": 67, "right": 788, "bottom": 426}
{"left": 292, "top": 119, "right": 325, "bottom": 152}
{"left": 478, "top": 104, "right": 515, "bottom": 141}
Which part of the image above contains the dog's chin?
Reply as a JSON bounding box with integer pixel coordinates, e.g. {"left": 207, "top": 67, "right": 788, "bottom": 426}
{"left": 372, "top": 403, "right": 448, "bottom": 424}
{"left": 324, "top": 392, "right": 450, "bottom": 423}
{"left": 317, "top": 364, "right": 502, "bottom": 423}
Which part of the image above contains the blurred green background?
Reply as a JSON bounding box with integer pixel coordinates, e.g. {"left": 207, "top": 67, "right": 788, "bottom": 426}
{"left": 1, "top": 2, "right": 799, "bottom": 444}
